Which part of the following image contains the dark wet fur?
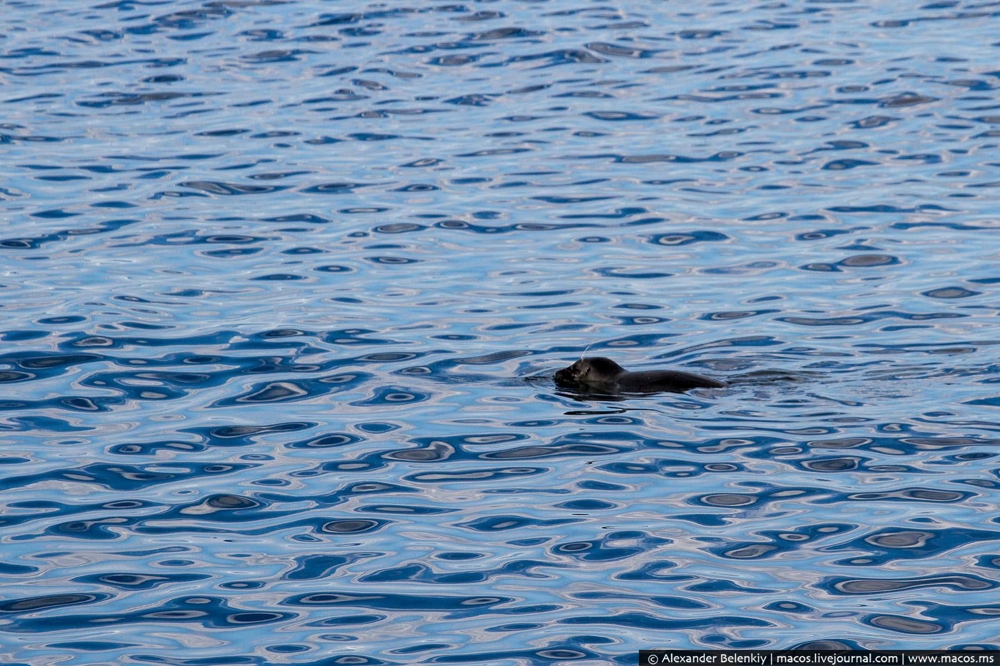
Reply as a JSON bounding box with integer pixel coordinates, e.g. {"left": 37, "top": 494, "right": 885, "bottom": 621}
{"left": 554, "top": 356, "right": 726, "bottom": 394}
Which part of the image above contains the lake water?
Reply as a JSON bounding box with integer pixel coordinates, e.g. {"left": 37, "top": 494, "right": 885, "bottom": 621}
{"left": 3, "top": 0, "right": 1000, "bottom": 663}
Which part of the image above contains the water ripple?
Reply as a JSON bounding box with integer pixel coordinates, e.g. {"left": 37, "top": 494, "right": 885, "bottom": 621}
{"left": 3, "top": 0, "right": 1000, "bottom": 660}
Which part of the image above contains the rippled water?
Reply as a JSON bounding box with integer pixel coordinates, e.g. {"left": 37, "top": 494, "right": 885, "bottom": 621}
{"left": 3, "top": 0, "right": 1000, "bottom": 662}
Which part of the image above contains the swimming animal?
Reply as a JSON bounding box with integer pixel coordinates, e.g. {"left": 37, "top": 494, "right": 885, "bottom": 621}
{"left": 554, "top": 356, "right": 726, "bottom": 394}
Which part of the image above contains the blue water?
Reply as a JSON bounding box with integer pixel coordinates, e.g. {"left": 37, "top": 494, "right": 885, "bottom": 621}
{"left": 2, "top": 0, "right": 1000, "bottom": 662}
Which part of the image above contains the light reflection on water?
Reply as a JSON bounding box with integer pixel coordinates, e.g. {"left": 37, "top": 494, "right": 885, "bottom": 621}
{"left": 2, "top": 0, "right": 1000, "bottom": 662}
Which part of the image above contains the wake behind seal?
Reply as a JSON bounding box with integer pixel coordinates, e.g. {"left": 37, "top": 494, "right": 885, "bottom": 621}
{"left": 555, "top": 356, "right": 726, "bottom": 394}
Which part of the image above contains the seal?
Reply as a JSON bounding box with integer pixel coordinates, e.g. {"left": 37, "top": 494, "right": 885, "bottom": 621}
{"left": 554, "top": 356, "right": 726, "bottom": 394}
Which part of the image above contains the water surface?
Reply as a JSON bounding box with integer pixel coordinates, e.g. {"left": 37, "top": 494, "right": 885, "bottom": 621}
{"left": 3, "top": 0, "right": 1000, "bottom": 663}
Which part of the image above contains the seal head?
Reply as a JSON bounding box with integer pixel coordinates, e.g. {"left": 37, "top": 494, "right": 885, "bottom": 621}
{"left": 555, "top": 356, "right": 726, "bottom": 394}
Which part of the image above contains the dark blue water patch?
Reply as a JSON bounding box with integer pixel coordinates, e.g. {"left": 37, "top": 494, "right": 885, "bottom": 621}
{"left": 383, "top": 441, "right": 459, "bottom": 462}
{"left": 552, "top": 530, "right": 671, "bottom": 562}
{"left": 435, "top": 552, "right": 486, "bottom": 562}
{"left": 0, "top": 592, "right": 110, "bottom": 614}
{"left": 559, "top": 611, "right": 773, "bottom": 631}
{"left": 282, "top": 591, "right": 514, "bottom": 619}
{"left": 59, "top": 332, "right": 231, "bottom": 355}
{"left": 791, "top": 639, "right": 867, "bottom": 650}
{"left": 555, "top": 499, "right": 618, "bottom": 511}
{"left": 284, "top": 552, "right": 380, "bottom": 581}
{"left": 480, "top": 441, "right": 630, "bottom": 460}
{"left": 389, "top": 642, "right": 455, "bottom": 656}
{"left": 397, "top": 351, "right": 534, "bottom": 382}
{"left": 413, "top": 432, "right": 529, "bottom": 448}
{"left": 0, "top": 370, "right": 34, "bottom": 383}
{"left": 356, "top": 421, "right": 401, "bottom": 434}
{"left": 211, "top": 372, "right": 372, "bottom": 406}
{"left": 110, "top": 421, "right": 315, "bottom": 455}
{"left": 578, "top": 414, "right": 645, "bottom": 427}
{"left": 267, "top": 644, "right": 313, "bottom": 656}
{"left": 672, "top": 513, "right": 734, "bottom": 527}
{"left": 313, "top": 446, "right": 448, "bottom": 475}
{"left": 778, "top": 310, "right": 962, "bottom": 326}
{"left": 350, "top": 384, "right": 430, "bottom": 406}
{"left": 262, "top": 481, "right": 417, "bottom": 508}
{"left": 404, "top": 466, "right": 545, "bottom": 485}
{"left": 425, "top": 642, "right": 610, "bottom": 664}
{"left": 799, "top": 254, "right": 901, "bottom": 273}
{"left": 575, "top": 591, "right": 709, "bottom": 611}
{"left": 356, "top": 504, "right": 455, "bottom": 516}
{"left": 21, "top": 510, "right": 154, "bottom": 540}
{"left": 285, "top": 432, "right": 363, "bottom": 450}
{"left": 359, "top": 558, "right": 562, "bottom": 585}
{"left": 118, "top": 230, "right": 269, "bottom": 250}
{"left": 691, "top": 485, "right": 827, "bottom": 510}
{"left": 242, "top": 49, "right": 318, "bottom": 63}
{"left": 821, "top": 159, "right": 879, "bottom": 170}
{"left": 700, "top": 309, "right": 779, "bottom": 321}
{"left": 0, "top": 351, "right": 103, "bottom": 378}
{"left": 862, "top": 600, "right": 1000, "bottom": 636}
{"left": 612, "top": 561, "right": 686, "bottom": 583}
{"left": 263, "top": 213, "right": 334, "bottom": 224}
{"left": 506, "top": 48, "right": 606, "bottom": 67}
{"left": 0, "top": 330, "right": 50, "bottom": 343}
{"left": 3, "top": 595, "right": 295, "bottom": 634}
{"left": 586, "top": 42, "right": 662, "bottom": 58}
{"left": 827, "top": 527, "right": 1000, "bottom": 566}
{"left": 794, "top": 227, "right": 868, "bottom": 241}
{"left": 365, "top": 255, "right": 421, "bottom": 265}
{"left": 826, "top": 204, "right": 954, "bottom": 214}
{"left": 583, "top": 111, "right": 660, "bottom": 122}
{"left": 150, "top": 494, "right": 274, "bottom": 522}
{"left": 963, "top": 396, "right": 1000, "bottom": 408}
{"left": 77, "top": 91, "right": 215, "bottom": 108}
{"left": 599, "top": 457, "right": 748, "bottom": 478}
{"left": 645, "top": 231, "right": 730, "bottom": 246}
{"left": 709, "top": 523, "right": 855, "bottom": 560}
{"left": 923, "top": 286, "right": 980, "bottom": 299}
{"left": 48, "top": 641, "right": 138, "bottom": 652}
{"left": 458, "top": 515, "right": 581, "bottom": 533}
{"left": 3, "top": 462, "right": 255, "bottom": 492}
{"left": 0, "top": 394, "right": 122, "bottom": 414}
{"left": 36, "top": 315, "right": 89, "bottom": 327}
{"left": 588, "top": 266, "right": 674, "bottom": 278}
{"left": 315, "top": 264, "right": 356, "bottom": 273}
{"left": 974, "top": 554, "right": 1000, "bottom": 571}
{"left": 72, "top": 572, "right": 211, "bottom": 590}
{"left": 80, "top": 369, "right": 224, "bottom": 402}
{"left": 579, "top": 151, "right": 743, "bottom": 164}
{"left": 789, "top": 455, "right": 909, "bottom": 474}
{"left": 763, "top": 601, "right": 815, "bottom": 616}
{"left": 684, "top": 579, "right": 775, "bottom": 595}
{"left": 432, "top": 219, "right": 600, "bottom": 234}
{"left": 322, "top": 329, "right": 404, "bottom": 346}
{"left": 299, "top": 181, "right": 383, "bottom": 194}
{"left": 0, "top": 561, "right": 38, "bottom": 576}
{"left": 819, "top": 574, "right": 997, "bottom": 596}
{"left": 132, "top": 516, "right": 388, "bottom": 538}
{"left": 821, "top": 487, "right": 974, "bottom": 504}
{"left": 29, "top": 208, "right": 80, "bottom": 219}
